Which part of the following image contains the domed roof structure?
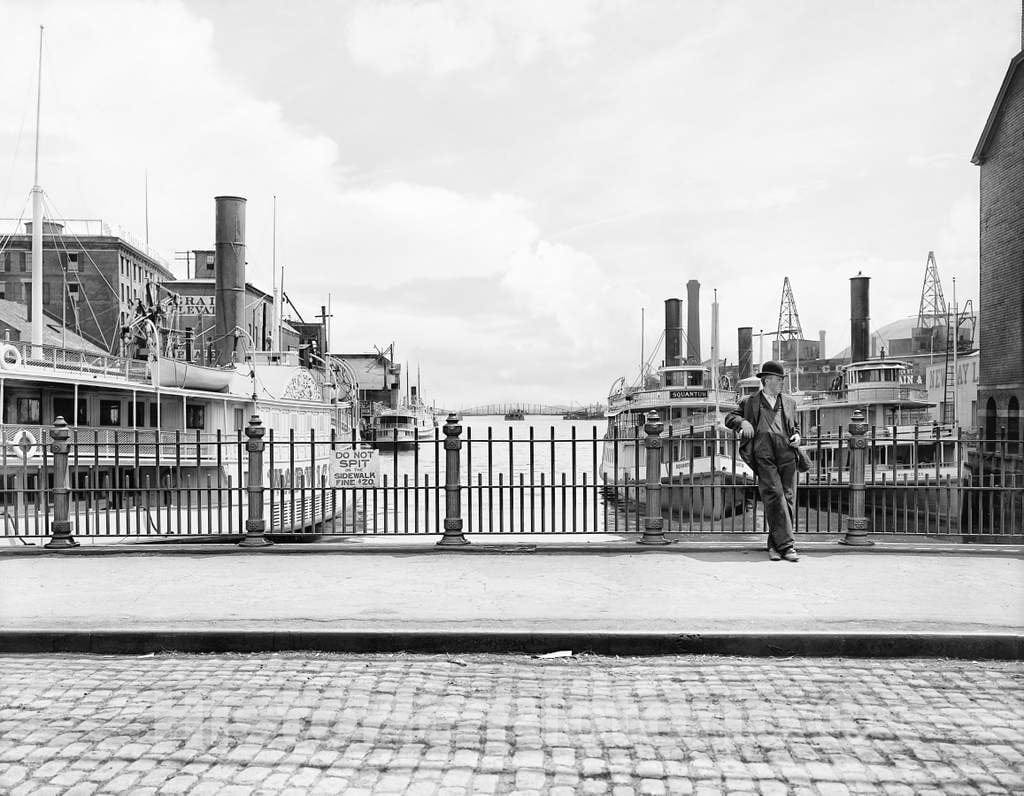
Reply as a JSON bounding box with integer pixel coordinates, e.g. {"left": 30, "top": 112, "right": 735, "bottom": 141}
{"left": 834, "top": 313, "right": 979, "bottom": 360}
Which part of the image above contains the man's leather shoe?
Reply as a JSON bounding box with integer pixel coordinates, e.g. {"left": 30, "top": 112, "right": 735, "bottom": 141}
{"left": 783, "top": 548, "right": 800, "bottom": 562}
{"left": 768, "top": 547, "right": 781, "bottom": 561}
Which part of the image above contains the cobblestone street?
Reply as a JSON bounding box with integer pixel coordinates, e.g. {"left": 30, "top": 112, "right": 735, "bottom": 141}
{"left": 0, "top": 655, "right": 1021, "bottom": 794}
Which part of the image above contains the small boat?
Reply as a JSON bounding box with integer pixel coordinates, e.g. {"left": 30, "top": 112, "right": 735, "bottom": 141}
{"left": 149, "top": 357, "right": 234, "bottom": 392}
{"left": 504, "top": 409, "right": 525, "bottom": 421}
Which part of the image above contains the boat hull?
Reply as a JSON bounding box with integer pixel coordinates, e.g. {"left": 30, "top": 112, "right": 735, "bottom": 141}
{"left": 603, "top": 470, "right": 754, "bottom": 521}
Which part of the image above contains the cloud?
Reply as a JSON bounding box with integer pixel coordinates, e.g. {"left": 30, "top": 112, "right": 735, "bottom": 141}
{"left": 344, "top": 0, "right": 604, "bottom": 76}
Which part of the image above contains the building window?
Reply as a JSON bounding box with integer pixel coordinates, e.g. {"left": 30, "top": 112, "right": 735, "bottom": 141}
{"left": 234, "top": 408, "right": 245, "bottom": 431}
{"left": 985, "top": 397, "right": 997, "bottom": 452}
{"left": 42, "top": 283, "right": 51, "bottom": 303}
{"left": 131, "top": 401, "right": 147, "bottom": 427}
{"left": 1, "top": 252, "right": 8, "bottom": 272}
{"left": 149, "top": 403, "right": 159, "bottom": 428}
{"left": 67, "top": 252, "right": 79, "bottom": 272}
{"left": 69, "top": 283, "right": 79, "bottom": 302}
{"left": 205, "top": 254, "right": 214, "bottom": 272}
{"left": 1009, "top": 397, "right": 1020, "bottom": 456}
{"left": 19, "top": 252, "right": 26, "bottom": 272}
{"left": 0, "top": 282, "right": 6, "bottom": 299}
{"left": 99, "top": 400, "right": 121, "bottom": 427}
{"left": 185, "top": 404, "right": 205, "bottom": 430}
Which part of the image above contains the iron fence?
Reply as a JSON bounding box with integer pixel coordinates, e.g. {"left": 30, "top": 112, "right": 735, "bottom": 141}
{"left": 2, "top": 410, "right": 1021, "bottom": 546}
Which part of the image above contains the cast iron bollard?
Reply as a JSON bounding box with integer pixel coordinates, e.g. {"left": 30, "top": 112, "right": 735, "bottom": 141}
{"left": 44, "top": 416, "right": 78, "bottom": 549}
{"left": 840, "top": 408, "right": 873, "bottom": 546}
{"left": 437, "top": 412, "right": 469, "bottom": 546}
{"left": 238, "top": 415, "right": 272, "bottom": 547}
{"left": 638, "top": 411, "right": 670, "bottom": 545}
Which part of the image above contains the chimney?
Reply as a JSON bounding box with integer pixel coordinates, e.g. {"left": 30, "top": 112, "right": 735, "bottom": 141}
{"left": 214, "top": 196, "right": 247, "bottom": 365}
{"left": 850, "top": 273, "right": 870, "bottom": 363}
{"left": 686, "top": 279, "right": 701, "bottom": 363}
{"left": 664, "top": 298, "right": 683, "bottom": 366}
{"left": 737, "top": 327, "right": 753, "bottom": 379}
{"left": 818, "top": 329, "right": 826, "bottom": 359}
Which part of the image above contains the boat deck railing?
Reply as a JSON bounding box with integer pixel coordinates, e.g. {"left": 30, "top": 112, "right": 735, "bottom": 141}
{"left": 804, "top": 385, "right": 929, "bottom": 405}
{"left": 2, "top": 341, "right": 150, "bottom": 383}
{"left": 0, "top": 424, "right": 239, "bottom": 464}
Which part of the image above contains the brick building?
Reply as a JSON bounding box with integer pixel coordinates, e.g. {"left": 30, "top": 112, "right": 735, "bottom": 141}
{"left": 972, "top": 49, "right": 1024, "bottom": 453}
{"left": 0, "top": 220, "right": 174, "bottom": 354}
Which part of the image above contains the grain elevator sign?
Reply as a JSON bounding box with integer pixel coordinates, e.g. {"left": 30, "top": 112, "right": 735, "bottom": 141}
{"left": 331, "top": 447, "right": 380, "bottom": 488}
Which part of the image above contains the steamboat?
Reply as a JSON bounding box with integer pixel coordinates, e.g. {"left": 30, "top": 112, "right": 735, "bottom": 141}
{"left": 600, "top": 294, "right": 754, "bottom": 520}
{"left": 0, "top": 195, "right": 361, "bottom": 538}
{"left": 794, "top": 276, "right": 962, "bottom": 531}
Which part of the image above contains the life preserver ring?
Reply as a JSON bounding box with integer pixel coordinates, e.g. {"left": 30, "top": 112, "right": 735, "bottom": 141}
{"left": 9, "top": 428, "right": 37, "bottom": 460}
{"left": 0, "top": 344, "right": 22, "bottom": 369}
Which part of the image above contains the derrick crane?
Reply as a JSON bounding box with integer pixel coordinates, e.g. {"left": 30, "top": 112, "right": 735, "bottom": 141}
{"left": 775, "top": 276, "right": 803, "bottom": 346}
{"left": 773, "top": 277, "right": 806, "bottom": 389}
{"left": 916, "top": 251, "right": 947, "bottom": 329}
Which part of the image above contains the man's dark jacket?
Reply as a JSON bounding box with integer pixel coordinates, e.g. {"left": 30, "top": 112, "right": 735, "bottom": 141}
{"left": 724, "top": 391, "right": 800, "bottom": 470}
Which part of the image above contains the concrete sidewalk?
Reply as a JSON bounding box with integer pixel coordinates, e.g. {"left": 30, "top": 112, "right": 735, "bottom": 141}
{"left": 1, "top": 536, "right": 1021, "bottom": 657}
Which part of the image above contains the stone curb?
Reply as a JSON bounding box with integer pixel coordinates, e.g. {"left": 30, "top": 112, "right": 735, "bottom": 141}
{"left": 0, "top": 630, "right": 1019, "bottom": 659}
{"left": 1, "top": 539, "right": 1021, "bottom": 558}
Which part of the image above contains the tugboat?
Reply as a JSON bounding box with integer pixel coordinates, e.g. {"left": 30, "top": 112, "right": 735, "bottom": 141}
{"left": 599, "top": 296, "right": 754, "bottom": 520}
{"left": 503, "top": 407, "right": 525, "bottom": 421}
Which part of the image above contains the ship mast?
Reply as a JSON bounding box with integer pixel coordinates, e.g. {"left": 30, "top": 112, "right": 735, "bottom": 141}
{"left": 711, "top": 289, "right": 720, "bottom": 426}
{"left": 31, "top": 26, "right": 44, "bottom": 356}
{"left": 271, "top": 195, "right": 279, "bottom": 351}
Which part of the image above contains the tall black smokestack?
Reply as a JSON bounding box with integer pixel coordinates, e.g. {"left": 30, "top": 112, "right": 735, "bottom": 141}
{"left": 850, "top": 273, "right": 870, "bottom": 363}
{"left": 686, "top": 279, "right": 701, "bottom": 363}
{"left": 738, "top": 327, "right": 753, "bottom": 379}
{"left": 664, "top": 298, "right": 683, "bottom": 366}
{"left": 214, "top": 196, "right": 247, "bottom": 364}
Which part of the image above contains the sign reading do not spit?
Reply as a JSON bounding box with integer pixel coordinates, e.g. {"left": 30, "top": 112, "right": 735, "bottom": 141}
{"left": 331, "top": 447, "right": 380, "bottom": 488}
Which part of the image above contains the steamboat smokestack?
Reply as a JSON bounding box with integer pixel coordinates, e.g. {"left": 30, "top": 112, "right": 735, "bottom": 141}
{"left": 850, "top": 273, "right": 870, "bottom": 363}
{"left": 214, "top": 196, "right": 247, "bottom": 364}
{"left": 738, "top": 327, "right": 753, "bottom": 379}
{"left": 686, "top": 279, "right": 701, "bottom": 363}
{"left": 664, "top": 298, "right": 683, "bottom": 366}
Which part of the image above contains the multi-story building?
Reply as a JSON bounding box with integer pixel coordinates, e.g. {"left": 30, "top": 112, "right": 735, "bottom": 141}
{"left": 0, "top": 219, "right": 174, "bottom": 354}
{"left": 972, "top": 48, "right": 1023, "bottom": 454}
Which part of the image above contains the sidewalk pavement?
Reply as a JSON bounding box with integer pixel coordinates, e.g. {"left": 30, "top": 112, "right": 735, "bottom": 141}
{"left": 1, "top": 534, "right": 1021, "bottom": 658}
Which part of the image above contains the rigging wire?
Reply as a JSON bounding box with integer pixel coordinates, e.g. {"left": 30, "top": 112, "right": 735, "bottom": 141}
{"left": 50, "top": 220, "right": 110, "bottom": 349}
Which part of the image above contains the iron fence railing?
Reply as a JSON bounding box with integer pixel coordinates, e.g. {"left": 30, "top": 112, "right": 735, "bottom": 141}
{"left": 3, "top": 411, "right": 1022, "bottom": 546}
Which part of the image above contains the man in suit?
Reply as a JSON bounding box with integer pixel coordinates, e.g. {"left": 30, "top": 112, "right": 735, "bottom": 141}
{"left": 724, "top": 360, "right": 801, "bottom": 562}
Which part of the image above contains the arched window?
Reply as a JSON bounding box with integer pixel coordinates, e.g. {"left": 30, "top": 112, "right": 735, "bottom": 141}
{"left": 985, "top": 396, "right": 997, "bottom": 452}
{"left": 1008, "top": 396, "right": 1020, "bottom": 456}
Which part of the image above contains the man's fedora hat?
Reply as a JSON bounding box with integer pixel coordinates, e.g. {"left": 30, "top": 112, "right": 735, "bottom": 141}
{"left": 756, "top": 360, "right": 786, "bottom": 379}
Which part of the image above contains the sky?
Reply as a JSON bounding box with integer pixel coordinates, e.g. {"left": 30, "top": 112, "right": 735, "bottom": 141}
{"left": 0, "top": 0, "right": 1020, "bottom": 408}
